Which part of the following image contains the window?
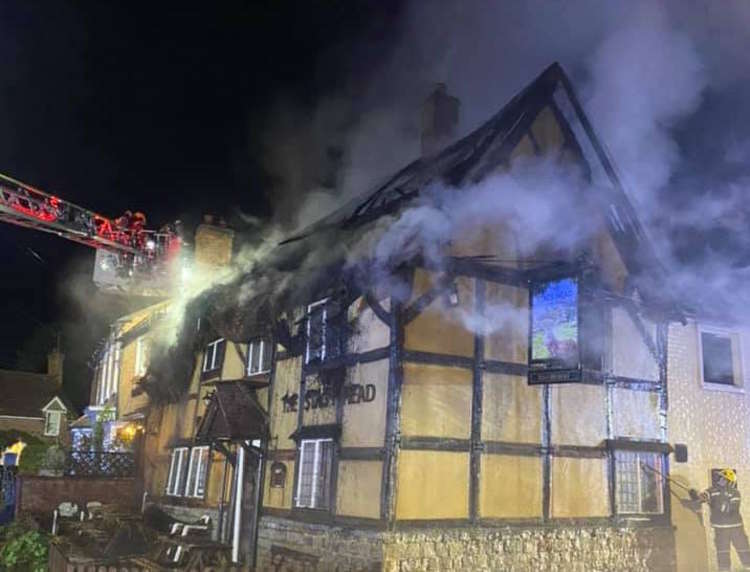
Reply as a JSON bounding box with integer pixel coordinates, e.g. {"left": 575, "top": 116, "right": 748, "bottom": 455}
{"left": 700, "top": 329, "right": 740, "bottom": 388}
{"left": 202, "top": 338, "right": 226, "bottom": 374}
{"left": 615, "top": 451, "right": 664, "bottom": 514}
{"left": 305, "top": 299, "right": 343, "bottom": 364}
{"left": 44, "top": 411, "right": 62, "bottom": 436}
{"left": 295, "top": 438, "right": 334, "bottom": 509}
{"left": 247, "top": 338, "right": 272, "bottom": 375}
{"left": 96, "top": 340, "right": 121, "bottom": 405}
{"left": 166, "top": 447, "right": 189, "bottom": 496}
{"left": 185, "top": 446, "right": 210, "bottom": 498}
{"left": 134, "top": 336, "right": 149, "bottom": 378}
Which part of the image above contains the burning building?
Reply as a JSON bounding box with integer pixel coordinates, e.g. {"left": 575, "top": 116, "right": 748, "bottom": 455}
{"left": 78, "top": 62, "right": 750, "bottom": 571}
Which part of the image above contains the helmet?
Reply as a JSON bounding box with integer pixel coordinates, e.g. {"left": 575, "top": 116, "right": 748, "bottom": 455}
{"left": 719, "top": 468, "right": 737, "bottom": 485}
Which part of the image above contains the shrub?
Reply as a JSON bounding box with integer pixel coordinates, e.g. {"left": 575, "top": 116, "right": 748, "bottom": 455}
{"left": 0, "top": 519, "right": 49, "bottom": 572}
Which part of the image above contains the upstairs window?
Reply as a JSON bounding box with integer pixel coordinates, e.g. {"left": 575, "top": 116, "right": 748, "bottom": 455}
{"left": 96, "top": 340, "right": 121, "bottom": 405}
{"left": 134, "top": 336, "right": 150, "bottom": 378}
{"left": 185, "top": 446, "right": 210, "bottom": 498}
{"left": 166, "top": 447, "right": 189, "bottom": 496}
{"left": 202, "top": 338, "right": 226, "bottom": 376}
{"left": 247, "top": 338, "right": 272, "bottom": 375}
{"left": 295, "top": 438, "right": 334, "bottom": 509}
{"left": 44, "top": 411, "right": 62, "bottom": 436}
{"left": 615, "top": 450, "right": 664, "bottom": 515}
{"left": 700, "top": 328, "right": 740, "bottom": 388}
{"left": 305, "top": 299, "right": 344, "bottom": 364}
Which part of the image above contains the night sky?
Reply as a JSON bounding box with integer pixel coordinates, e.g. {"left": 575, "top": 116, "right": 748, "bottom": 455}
{"left": 0, "top": 2, "right": 402, "bottom": 407}
{"left": 2, "top": 2, "right": 750, "bottom": 410}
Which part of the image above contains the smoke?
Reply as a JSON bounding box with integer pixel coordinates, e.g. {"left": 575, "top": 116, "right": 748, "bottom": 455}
{"left": 138, "top": 0, "right": 750, "bottom": 353}
{"left": 250, "top": 0, "right": 750, "bottom": 326}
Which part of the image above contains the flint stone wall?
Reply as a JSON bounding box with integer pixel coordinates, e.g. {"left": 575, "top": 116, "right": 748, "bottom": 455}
{"left": 256, "top": 516, "right": 676, "bottom": 572}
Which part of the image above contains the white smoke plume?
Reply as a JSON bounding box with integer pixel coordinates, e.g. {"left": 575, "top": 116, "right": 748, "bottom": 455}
{"left": 158, "top": 0, "right": 750, "bottom": 345}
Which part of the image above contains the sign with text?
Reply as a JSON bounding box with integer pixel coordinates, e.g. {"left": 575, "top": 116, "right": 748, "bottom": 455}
{"left": 281, "top": 383, "right": 376, "bottom": 413}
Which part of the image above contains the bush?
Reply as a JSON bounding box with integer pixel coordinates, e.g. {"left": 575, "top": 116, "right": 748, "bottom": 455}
{"left": 0, "top": 519, "right": 49, "bottom": 572}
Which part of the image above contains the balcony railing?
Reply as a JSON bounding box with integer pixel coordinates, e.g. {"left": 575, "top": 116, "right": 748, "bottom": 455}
{"left": 64, "top": 451, "right": 135, "bottom": 478}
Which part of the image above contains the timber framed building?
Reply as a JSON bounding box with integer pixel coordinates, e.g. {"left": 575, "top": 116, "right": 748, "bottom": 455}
{"left": 87, "top": 63, "right": 750, "bottom": 571}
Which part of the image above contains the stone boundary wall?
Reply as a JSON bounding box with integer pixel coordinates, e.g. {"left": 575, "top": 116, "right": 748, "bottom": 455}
{"left": 257, "top": 516, "right": 384, "bottom": 572}
{"left": 256, "top": 516, "right": 676, "bottom": 572}
{"left": 17, "top": 476, "right": 136, "bottom": 515}
{"left": 382, "top": 526, "right": 675, "bottom": 572}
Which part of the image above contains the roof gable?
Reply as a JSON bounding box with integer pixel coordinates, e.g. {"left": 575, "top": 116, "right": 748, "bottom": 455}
{"left": 41, "top": 397, "right": 68, "bottom": 413}
{"left": 0, "top": 369, "right": 74, "bottom": 418}
{"left": 274, "top": 64, "right": 672, "bottom": 308}
{"left": 195, "top": 382, "right": 268, "bottom": 443}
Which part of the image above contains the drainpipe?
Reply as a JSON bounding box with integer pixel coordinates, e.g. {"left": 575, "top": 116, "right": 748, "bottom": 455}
{"left": 217, "top": 453, "right": 229, "bottom": 541}
{"left": 232, "top": 444, "right": 246, "bottom": 563}
{"left": 250, "top": 449, "right": 264, "bottom": 570}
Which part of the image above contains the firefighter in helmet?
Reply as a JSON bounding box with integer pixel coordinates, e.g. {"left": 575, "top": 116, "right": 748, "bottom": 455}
{"left": 691, "top": 469, "right": 750, "bottom": 570}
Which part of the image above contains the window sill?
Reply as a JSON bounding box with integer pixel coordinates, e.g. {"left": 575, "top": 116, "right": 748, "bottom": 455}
{"left": 200, "top": 369, "right": 221, "bottom": 382}
{"left": 701, "top": 382, "right": 745, "bottom": 394}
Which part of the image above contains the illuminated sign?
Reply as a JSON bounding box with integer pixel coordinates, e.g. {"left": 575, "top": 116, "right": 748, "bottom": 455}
{"left": 529, "top": 277, "right": 581, "bottom": 384}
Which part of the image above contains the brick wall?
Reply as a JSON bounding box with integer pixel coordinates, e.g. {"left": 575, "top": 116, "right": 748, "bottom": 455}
{"left": 255, "top": 516, "right": 675, "bottom": 572}
{"left": 17, "top": 476, "right": 136, "bottom": 515}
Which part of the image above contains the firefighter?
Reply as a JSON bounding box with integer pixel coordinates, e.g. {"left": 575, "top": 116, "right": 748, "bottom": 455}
{"left": 691, "top": 469, "right": 750, "bottom": 571}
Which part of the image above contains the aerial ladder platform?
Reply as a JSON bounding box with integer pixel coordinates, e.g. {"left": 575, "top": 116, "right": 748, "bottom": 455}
{"left": 0, "top": 172, "right": 181, "bottom": 297}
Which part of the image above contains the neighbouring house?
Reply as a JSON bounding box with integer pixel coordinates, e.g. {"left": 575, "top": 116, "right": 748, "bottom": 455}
{"left": 668, "top": 317, "right": 750, "bottom": 572}
{"left": 0, "top": 349, "right": 73, "bottom": 449}
{"left": 78, "top": 62, "right": 750, "bottom": 572}
{"left": 71, "top": 301, "right": 170, "bottom": 485}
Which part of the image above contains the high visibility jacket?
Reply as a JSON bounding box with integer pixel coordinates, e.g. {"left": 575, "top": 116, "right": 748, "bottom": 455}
{"left": 705, "top": 485, "right": 744, "bottom": 528}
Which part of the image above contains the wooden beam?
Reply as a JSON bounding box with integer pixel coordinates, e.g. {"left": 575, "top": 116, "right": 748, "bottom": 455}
{"left": 403, "top": 278, "right": 453, "bottom": 324}
{"left": 365, "top": 292, "right": 391, "bottom": 326}
{"left": 469, "top": 279, "right": 485, "bottom": 523}
{"left": 381, "top": 301, "right": 404, "bottom": 526}
{"left": 301, "top": 346, "right": 389, "bottom": 376}
{"left": 400, "top": 437, "right": 471, "bottom": 452}
{"left": 339, "top": 447, "right": 385, "bottom": 461}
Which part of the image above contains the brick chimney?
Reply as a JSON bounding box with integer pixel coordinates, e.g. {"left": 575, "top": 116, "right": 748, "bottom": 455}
{"left": 421, "top": 83, "right": 460, "bottom": 157}
{"left": 194, "top": 214, "right": 235, "bottom": 268}
{"left": 47, "top": 349, "right": 64, "bottom": 387}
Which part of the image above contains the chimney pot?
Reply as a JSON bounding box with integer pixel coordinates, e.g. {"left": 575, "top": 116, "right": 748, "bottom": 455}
{"left": 421, "top": 83, "right": 460, "bottom": 157}
{"left": 47, "top": 350, "right": 64, "bottom": 387}
{"left": 194, "top": 215, "right": 235, "bottom": 268}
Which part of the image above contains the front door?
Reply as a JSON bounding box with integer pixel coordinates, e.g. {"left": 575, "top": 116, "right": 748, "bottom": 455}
{"left": 238, "top": 445, "right": 262, "bottom": 566}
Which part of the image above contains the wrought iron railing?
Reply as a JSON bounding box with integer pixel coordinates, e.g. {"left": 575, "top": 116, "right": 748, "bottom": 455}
{"left": 64, "top": 451, "right": 135, "bottom": 478}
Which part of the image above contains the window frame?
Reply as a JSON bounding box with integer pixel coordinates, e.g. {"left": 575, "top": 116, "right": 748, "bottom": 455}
{"left": 96, "top": 339, "right": 121, "bottom": 405}
{"left": 185, "top": 446, "right": 210, "bottom": 498}
{"left": 201, "top": 338, "right": 226, "bottom": 375}
{"left": 134, "top": 335, "right": 149, "bottom": 378}
{"left": 698, "top": 324, "right": 744, "bottom": 393}
{"left": 613, "top": 449, "right": 666, "bottom": 517}
{"left": 44, "top": 411, "right": 62, "bottom": 436}
{"left": 166, "top": 447, "right": 189, "bottom": 496}
{"left": 246, "top": 338, "right": 272, "bottom": 376}
{"left": 305, "top": 299, "right": 329, "bottom": 365}
{"left": 295, "top": 438, "right": 334, "bottom": 510}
